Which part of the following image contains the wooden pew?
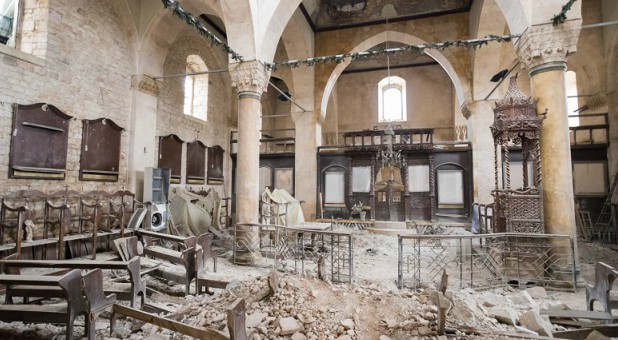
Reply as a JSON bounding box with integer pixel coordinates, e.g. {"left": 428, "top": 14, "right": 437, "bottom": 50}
{"left": 138, "top": 229, "right": 201, "bottom": 295}
{"left": 0, "top": 268, "right": 114, "bottom": 340}
{"left": 0, "top": 255, "right": 145, "bottom": 308}
{"left": 587, "top": 262, "right": 618, "bottom": 316}
{"left": 110, "top": 298, "right": 247, "bottom": 340}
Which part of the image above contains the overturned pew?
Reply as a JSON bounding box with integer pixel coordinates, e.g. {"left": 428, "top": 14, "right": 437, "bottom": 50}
{"left": 110, "top": 298, "right": 247, "bottom": 340}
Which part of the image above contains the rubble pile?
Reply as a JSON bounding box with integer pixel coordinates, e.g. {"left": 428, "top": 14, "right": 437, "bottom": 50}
{"left": 134, "top": 273, "right": 450, "bottom": 340}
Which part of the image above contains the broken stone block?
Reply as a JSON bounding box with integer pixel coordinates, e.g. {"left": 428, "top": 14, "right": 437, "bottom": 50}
{"left": 291, "top": 332, "right": 307, "bottom": 340}
{"left": 450, "top": 296, "right": 486, "bottom": 324}
{"left": 246, "top": 311, "right": 268, "bottom": 328}
{"left": 488, "top": 306, "right": 518, "bottom": 326}
{"left": 280, "top": 317, "right": 301, "bottom": 336}
{"left": 507, "top": 291, "right": 537, "bottom": 310}
{"left": 418, "top": 325, "right": 433, "bottom": 336}
{"left": 336, "top": 335, "right": 352, "bottom": 340}
{"left": 340, "top": 319, "right": 354, "bottom": 330}
{"left": 526, "top": 286, "right": 548, "bottom": 299}
{"left": 378, "top": 336, "right": 393, "bottom": 340}
{"left": 519, "top": 310, "right": 553, "bottom": 337}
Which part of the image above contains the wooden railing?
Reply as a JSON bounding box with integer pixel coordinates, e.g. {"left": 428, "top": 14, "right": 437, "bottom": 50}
{"left": 569, "top": 113, "right": 609, "bottom": 146}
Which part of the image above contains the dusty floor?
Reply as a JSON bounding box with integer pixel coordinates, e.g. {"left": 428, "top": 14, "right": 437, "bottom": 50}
{"left": 0, "top": 230, "right": 616, "bottom": 340}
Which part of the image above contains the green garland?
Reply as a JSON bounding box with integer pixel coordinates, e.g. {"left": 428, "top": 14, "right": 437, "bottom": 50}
{"left": 161, "top": 0, "right": 244, "bottom": 62}
{"left": 551, "top": 0, "right": 577, "bottom": 27}
{"left": 266, "top": 34, "right": 519, "bottom": 71}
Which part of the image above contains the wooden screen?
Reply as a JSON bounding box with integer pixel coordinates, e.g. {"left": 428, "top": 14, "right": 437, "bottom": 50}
{"left": 79, "top": 118, "right": 124, "bottom": 182}
{"left": 186, "top": 140, "right": 206, "bottom": 185}
{"left": 9, "top": 103, "right": 72, "bottom": 179}
{"left": 208, "top": 145, "right": 224, "bottom": 185}
{"left": 158, "top": 134, "right": 184, "bottom": 184}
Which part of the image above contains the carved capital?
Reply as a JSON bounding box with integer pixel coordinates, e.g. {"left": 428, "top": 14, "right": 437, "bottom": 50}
{"left": 229, "top": 61, "right": 271, "bottom": 95}
{"left": 515, "top": 20, "right": 581, "bottom": 73}
{"left": 460, "top": 102, "right": 472, "bottom": 119}
{"left": 132, "top": 75, "right": 161, "bottom": 97}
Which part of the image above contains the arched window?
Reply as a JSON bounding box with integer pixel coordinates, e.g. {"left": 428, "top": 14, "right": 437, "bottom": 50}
{"left": 566, "top": 70, "right": 578, "bottom": 127}
{"left": 183, "top": 55, "right": 208, "bottom": 121}
{"left": 378, "top": 76, "right": 406, "bottom": 122}
{"left": 0, "top": 0, "right": 18, "bottom": 47}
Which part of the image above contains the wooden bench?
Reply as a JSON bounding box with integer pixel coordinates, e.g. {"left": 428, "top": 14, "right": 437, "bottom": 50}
{"left": 0, "top": 255, "right": 145, "bottom": 307}
{"left": 542, "top": 262, "right": 618, "bottom": 325}
{"left": 110, "top": 298, "right": 247, "bottom": 340}
{"left": 0, "top": 268, "right": 115, "bottom": 340}
{"left": 138, "top": 229, "right": 200, "bottom": 295}
{"left": 587, "top": 261, "right": 618, "bottom": 316}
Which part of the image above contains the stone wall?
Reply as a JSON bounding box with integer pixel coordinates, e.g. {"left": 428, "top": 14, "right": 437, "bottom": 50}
{"left": 0, "top": 0, "right": 133, "bottom": 195}
{"left": 155, "top": 30, "right": 232, "bottom": 197}
{"left": 335, "top": 64, "right": 454, "bottom": 141}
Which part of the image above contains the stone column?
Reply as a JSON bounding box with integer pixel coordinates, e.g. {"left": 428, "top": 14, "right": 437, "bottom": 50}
{"left": 292, "top": 110, "right": 323, "bottom": 220}
{"left": 516, "top": 21, "right": 582, "bottom": 283}
{"left": 128, "top": 75, "right": 161, "bottom": 199}
{"left": 466, "top": 101, "right": 498, "bottom": 204}
{"left": 229, "top": 61, "right": 270, "bottom": 223}
{"left": 229, "top": 61, "right": 270, "bottom": 264}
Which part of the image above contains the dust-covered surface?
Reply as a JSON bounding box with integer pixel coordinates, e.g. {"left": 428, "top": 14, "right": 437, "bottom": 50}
{"left": 0, "top": 231, "right": 616, "bottom": 339}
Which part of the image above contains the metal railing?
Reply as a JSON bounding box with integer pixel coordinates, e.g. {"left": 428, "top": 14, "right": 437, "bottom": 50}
{"left": 398, "top": 233, "right": 576, "bottom": 292}
{"left": 233, "top": 223, "right": 354, "bottom": 283}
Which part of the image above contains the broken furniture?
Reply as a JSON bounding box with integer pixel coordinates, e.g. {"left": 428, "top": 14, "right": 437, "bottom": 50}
{"left": 110, "top": 298, "right": 246, "bottom": 340}
{"left": 490, "top": 75, "right": 545, "bottom": 233}
{"left": 586, "top": 261, "right": 618, "bottom": 318}
{"left": 138, "top": 229, "right": 200, "bottom": 295}
{"left": 0, "top": 255, "right": 145, "bottom": 308}
{"left": 0, "top": 268, "right": 115, "bottom": 340}
{"left": 542, "top": 261, "right": 618, "bottom": 324}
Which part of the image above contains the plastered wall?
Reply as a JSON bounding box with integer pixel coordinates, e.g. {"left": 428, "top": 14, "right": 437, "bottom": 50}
{"left": 334, "top": 65, "right": 455, "bottom": 141}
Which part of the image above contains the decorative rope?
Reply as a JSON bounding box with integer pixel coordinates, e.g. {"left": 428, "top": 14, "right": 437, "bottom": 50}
{"left": 266, "top": 34, "right": 520, "bottom": 70}
{"left": 161, "top": 0, "right": 244, "bottom": 62}
{"left": 551, "top": 0, "right": 577, "bottom": 27}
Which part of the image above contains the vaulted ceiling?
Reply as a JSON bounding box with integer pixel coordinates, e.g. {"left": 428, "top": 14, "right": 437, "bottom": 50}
{"left": 300, "top": 0, "right": 473, "bottom": 31}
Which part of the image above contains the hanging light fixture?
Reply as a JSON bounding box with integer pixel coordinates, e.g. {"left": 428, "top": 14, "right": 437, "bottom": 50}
{"left": 377, "top": 18, "right": 404, "bottom": 170}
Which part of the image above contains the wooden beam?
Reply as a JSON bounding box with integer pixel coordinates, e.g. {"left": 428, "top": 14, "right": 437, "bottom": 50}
{"left": 112, "top": 303, "right": 229, "bottom": 340}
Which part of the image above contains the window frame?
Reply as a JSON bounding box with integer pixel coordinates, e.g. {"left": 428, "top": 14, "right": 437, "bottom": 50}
{"left": 0, "top": 0, "right": 19, "bottom": 47}
{"left": 183, "top": 55, "right": 208, "bottom": 121}
{"left": 378, "top": 76, "right": 407, "bottom": 122}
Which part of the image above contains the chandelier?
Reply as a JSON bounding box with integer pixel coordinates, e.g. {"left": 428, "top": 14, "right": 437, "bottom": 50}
{"left": 377, "top": 122, "right": 404, "bottom": 169}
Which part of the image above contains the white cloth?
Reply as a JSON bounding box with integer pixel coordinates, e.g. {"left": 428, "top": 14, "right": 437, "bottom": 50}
{"left": 261, "top": 188, "right": 305, "bottom": 226}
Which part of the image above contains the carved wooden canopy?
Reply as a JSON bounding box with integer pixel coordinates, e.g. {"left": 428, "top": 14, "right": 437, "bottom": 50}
{"left": 490, "top": 76, "right": 544, "bottom": 145}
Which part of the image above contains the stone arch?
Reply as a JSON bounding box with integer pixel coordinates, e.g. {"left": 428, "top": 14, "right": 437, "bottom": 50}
{"left": 320, "top": 31, "right": 466, "bottom": 116}
{"left": 471, "top": 0, "right": 517, "bottom": 101}
{"left": 139, "top": 2, "right": 224, "bottom": 77}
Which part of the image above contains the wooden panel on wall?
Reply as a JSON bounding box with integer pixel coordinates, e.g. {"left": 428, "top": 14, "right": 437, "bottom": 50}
{"left": 208, "top": 145, "right": 224, "bottom": 185}
{"left": 79, "top": 118, "right": 124, "bottom": 182}
{"left": 186, "top": 140, "right": 206, "bottom": 185}
{"left": 158, "top": 134, "right": 184, "bottom": 184}
{"left": 9, "top": 103, "right": 73, "bottom": 179}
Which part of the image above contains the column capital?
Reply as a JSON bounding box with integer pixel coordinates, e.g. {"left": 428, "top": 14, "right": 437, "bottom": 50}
{"left": 515, "top": 20, "right": 581, "bottom": 74}
{"left": 460, "top": 102, "right": 473, "bottom": 119}
{"left": 132, "top": 75, "right": 161, "bottom": 97}
{"left": 229, "top": 61, "right": 271, "bottom": 95}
